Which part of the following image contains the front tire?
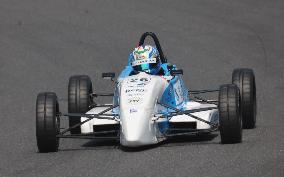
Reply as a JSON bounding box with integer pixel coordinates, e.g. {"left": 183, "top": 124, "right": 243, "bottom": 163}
{"left": 232, "top": 68, "right": 256, "bottom": 129}
{"left": 219, "top": 84, "right": 242, "bottom": 144}
{"left": 36, "top": 92, "right": 60, "bottom": 152}
{"left": 68, "top": 75, "right": 93, "bottom": 134}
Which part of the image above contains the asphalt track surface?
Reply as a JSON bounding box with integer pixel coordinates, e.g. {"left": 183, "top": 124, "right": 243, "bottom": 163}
{"left": 1, "top": 0, "right": 284, "bottom": 176}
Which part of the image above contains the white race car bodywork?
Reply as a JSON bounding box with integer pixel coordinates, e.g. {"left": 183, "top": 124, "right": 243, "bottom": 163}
{"left": 81, "top": 72, "right": 218, "bottom": 147}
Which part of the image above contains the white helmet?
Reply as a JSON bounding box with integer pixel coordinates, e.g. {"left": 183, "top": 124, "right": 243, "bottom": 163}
{"left": 130, "top": 45, "right": 161, "bottom": 74}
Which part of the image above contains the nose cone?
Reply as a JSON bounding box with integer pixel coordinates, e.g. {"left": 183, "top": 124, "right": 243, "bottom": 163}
{"left": 118, "top": 73, "right": 168, "bottom": 147}
{"left": 120, "top": 110, "right": 158, "bottom": 147}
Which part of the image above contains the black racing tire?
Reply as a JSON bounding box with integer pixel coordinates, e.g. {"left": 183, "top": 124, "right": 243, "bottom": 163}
{"left": 36, "top": 92, "right": 60, "bottom": 152}
{"left": 68, "top": 75, "right": 93, "bottom": 134}
{"left": 219, "top": 84, "right": 242, "bottom": 144}
{"left": 232, "top": 68, "right": 256, "bottom": 129}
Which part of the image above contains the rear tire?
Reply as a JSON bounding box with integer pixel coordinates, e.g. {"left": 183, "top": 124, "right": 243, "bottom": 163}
{"left": 68, "top": 75, "right": 93, "bottom": 134}
{"left": 219, "top": 84, "right": 242, "bottom": 144}
{"left": 232, "top": 68, "right": 256, "bottom": 129}
{"left": 36, "top": 92, "right": 60, "bottom": 152}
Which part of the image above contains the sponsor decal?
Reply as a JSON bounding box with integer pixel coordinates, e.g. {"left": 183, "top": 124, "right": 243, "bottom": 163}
{"left": 134, "top": 47, "right": 149, "bottom": 55}
{"left": 123, "top": 76, "right": 152, "bottom": 105}
{"left": 129, "top": 108, "right": 138, "bottom": 113}
{"left": 127, "top": 77, "right": 151, "bottom": 85}
{"left": 131, "top": 58, "right": 156, "bottom": 66}
{"left": 137, "top": 82, "right": 147, "bottom": 86}
{"left": 140, "top": 78, "right": 149, "bottom": 82}
{"left": 173, "top": 80, "right": 183, "bottom": 105}
{"left": 160, "top": 76, "right": 173, "bottom": 82}
{"left": 125, "top": 88, "right": 145, "bottom": 93}
{"left": 128, "top": 97, "right": 142, "bottom": 104}
{"left": 127, "top": 93, "right": 144, "bottom": 97}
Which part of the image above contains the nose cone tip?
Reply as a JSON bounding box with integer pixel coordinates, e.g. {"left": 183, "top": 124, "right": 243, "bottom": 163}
{"left": 120, "top": 132, "right": 158, "bottom": 147}
{"left": 121, "top": 134, "right": 141, "bottom": 146}
{"left": 121, "top": 140, "right": 143, "bottom": 147}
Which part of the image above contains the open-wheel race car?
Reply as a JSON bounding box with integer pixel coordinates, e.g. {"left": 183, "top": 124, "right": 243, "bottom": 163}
{"left": 36, "top": 32, "right": 257, "bottom": 152}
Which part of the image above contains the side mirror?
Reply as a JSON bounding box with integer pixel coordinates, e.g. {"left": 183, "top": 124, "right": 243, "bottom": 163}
{"left": 171, "top": 69, "right": 183, "bottom": 76}
{"left": 102, "top": 72, "right": 115, "bottom": 80}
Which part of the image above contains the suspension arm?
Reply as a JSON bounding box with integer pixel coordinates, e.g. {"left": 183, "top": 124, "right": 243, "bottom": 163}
{"left": 59, "top": 105, "right": 119, "bottom": 135}
{"left": 158, "top": 102, "right": 218, "bottom": 127}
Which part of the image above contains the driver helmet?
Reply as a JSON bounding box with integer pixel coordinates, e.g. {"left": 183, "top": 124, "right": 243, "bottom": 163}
{"left": 130, "top": 45, "right": 161, "bottom": 75}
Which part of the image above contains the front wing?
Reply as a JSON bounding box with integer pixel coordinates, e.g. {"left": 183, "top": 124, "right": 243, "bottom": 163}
{"left": 56, "top": 101, "right": 219, "bottom": 139}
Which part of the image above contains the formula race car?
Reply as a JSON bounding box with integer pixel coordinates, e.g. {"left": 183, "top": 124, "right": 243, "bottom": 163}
{"left": 36, "top": 32, "right": 256, "bottom": 152}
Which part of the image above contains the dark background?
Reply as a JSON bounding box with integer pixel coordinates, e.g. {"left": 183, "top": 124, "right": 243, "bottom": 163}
{"left": 0, "top": 0, "right": 283, "bottom": 176}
